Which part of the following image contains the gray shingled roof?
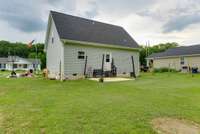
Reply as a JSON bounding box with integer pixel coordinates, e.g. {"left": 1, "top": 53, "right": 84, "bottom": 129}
{"left": 27, "top": 59, "right": 41, "bottom": 64}
{"left": 0, "top": 56, "right": 41, "bottom": 64}
{"left": 147, "top": 44, "right": 200, "bottom": 59}
{"left": 0, "top": 58, "right": 8, "bottom": 63}
{"left": 50, "top": 11, "right": 139, "bottom": 48}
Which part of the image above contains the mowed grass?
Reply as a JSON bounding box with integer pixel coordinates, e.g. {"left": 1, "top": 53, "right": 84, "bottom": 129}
{"left": 0, "top": 73, "right": 200, "bottom": 134}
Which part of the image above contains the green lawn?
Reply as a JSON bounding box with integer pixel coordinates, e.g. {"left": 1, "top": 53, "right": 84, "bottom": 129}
{"left": 0, "top": 73, "right": 200, "bottom": 134}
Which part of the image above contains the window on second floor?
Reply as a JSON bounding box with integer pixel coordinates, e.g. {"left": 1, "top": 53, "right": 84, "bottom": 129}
{"left": 51, "top": 37, "right": 54, "bottom": 44}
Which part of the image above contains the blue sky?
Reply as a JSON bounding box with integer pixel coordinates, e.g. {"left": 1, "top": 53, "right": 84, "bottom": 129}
{"left": 0, "top": 0, "right": 200, "bottom": 46}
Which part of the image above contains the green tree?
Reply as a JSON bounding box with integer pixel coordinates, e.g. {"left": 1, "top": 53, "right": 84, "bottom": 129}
{"left": 140, "top": 42, "right": 179, "bottom": 66}
{"left": 0, "top": 40, "right": 46, "bottom": 69}
{"left": 28, "top": 52, "right": 46, "bottom": 69}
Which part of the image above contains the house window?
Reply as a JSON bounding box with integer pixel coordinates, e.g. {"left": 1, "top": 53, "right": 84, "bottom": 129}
{"left": 23, "top": 64, "right": 28, "bottom": 68}
{"left": 51, "top": 37, "right": 54, "bottom": 44}
{"left": 180, "top": 57, "right": 184, "bottom": 65}
{"left": 106, "top": 54, "right": 110, "bottom": 62}
{"left": 78, "top": 51, "right": 85, "bottom": 59}
{"left": 0, "top": 64, "right": 6, "bottom": 68}
{"left": 13, "top": 64, "right": 17, "bottom": 68}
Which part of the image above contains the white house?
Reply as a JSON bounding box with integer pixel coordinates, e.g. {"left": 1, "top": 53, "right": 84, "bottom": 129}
{"left": 0, "top": 56, "right": 41, "bottom": 71}
{"left": 45, "top": 11, "right": 140, "bottom": 80}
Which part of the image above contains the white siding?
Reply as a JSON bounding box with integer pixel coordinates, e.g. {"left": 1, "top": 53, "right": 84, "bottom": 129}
{"left": 63, "top": 44, "right": 139, "bottom": 78}
{"left": 153, "top": 57, "right": 181, "bottom": 70}
{"left": 150, "top": 55, "right": 200, "bottom": 71}
{"left": 46, "top": 18, "right": 64, "bottom": 79}
{"left": 184, "top": 56, "right": 200, "bottom": 69}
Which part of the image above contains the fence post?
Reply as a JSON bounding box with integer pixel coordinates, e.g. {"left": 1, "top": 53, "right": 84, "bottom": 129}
{"left": 84, "top": 55, "right": 88, "bottom": 77}
{"left": 131, "top": 56, "right": 136, "bottom": 78}
{"left": 100, "top": 54, "right": 105, "bottom": 82}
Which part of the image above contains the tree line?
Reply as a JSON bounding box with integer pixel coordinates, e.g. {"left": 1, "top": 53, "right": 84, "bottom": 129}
{"left": 139, "top": 42, "right": 179, "bottom": 66}
{"left": 0, "top": 40, "right": 46, "bottom": 69}
{"left": 0, "top": 40, "right": 179, "bottom": 69}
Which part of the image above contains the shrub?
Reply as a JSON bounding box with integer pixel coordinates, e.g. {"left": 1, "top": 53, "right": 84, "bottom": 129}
{"left": 153, "top": 68, "right": 178, "bottom": 73}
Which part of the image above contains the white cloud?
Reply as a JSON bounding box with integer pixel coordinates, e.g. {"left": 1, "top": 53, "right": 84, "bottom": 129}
{"left": 0, "top": 20, "right": 45, "bottom": 43}
{"left": 0, "top": 0, "right": 200, "bottom": 46}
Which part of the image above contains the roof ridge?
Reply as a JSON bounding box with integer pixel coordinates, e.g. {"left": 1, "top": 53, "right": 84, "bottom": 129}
{"left": 148, "top": 44, "right": 200, "bottom": 58}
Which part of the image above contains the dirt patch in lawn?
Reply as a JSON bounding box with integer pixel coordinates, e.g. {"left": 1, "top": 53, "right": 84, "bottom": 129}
{"left": 151, "top": 117, "right": 200, "bottom": 134}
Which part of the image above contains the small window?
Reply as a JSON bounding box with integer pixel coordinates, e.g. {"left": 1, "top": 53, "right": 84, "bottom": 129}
{"left": 23, "top": 64, "right": 27, "bottom": 68}
{"left": 51, "top": 37, "right": 54, "bottom": 44}
{"left": 0, "top": 64, "right": 1, "bottom": 68}
{"left": 180, "top": 57, "right": 184, "bottom": 65}
{"left": 13, "top": 64, "right": 17, "bottom": 68}
{"left": 78, "top": 51, "right": 85, "bottom": 59}
{"left": 106, "top": 54, "right": 110, "bottom": 62}
{"left": 33, "top": 64, "right": 38, "bottom": 69}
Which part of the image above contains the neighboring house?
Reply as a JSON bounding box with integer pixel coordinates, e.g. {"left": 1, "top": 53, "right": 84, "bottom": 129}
{"left": 146, "top": 44, "right": 200, "bottom": 72}
{"left": 0, "top": 56, "right": 41, "bottom": 71}
{"left": 45, "top": 11, "right": 140, "bottom": 80}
